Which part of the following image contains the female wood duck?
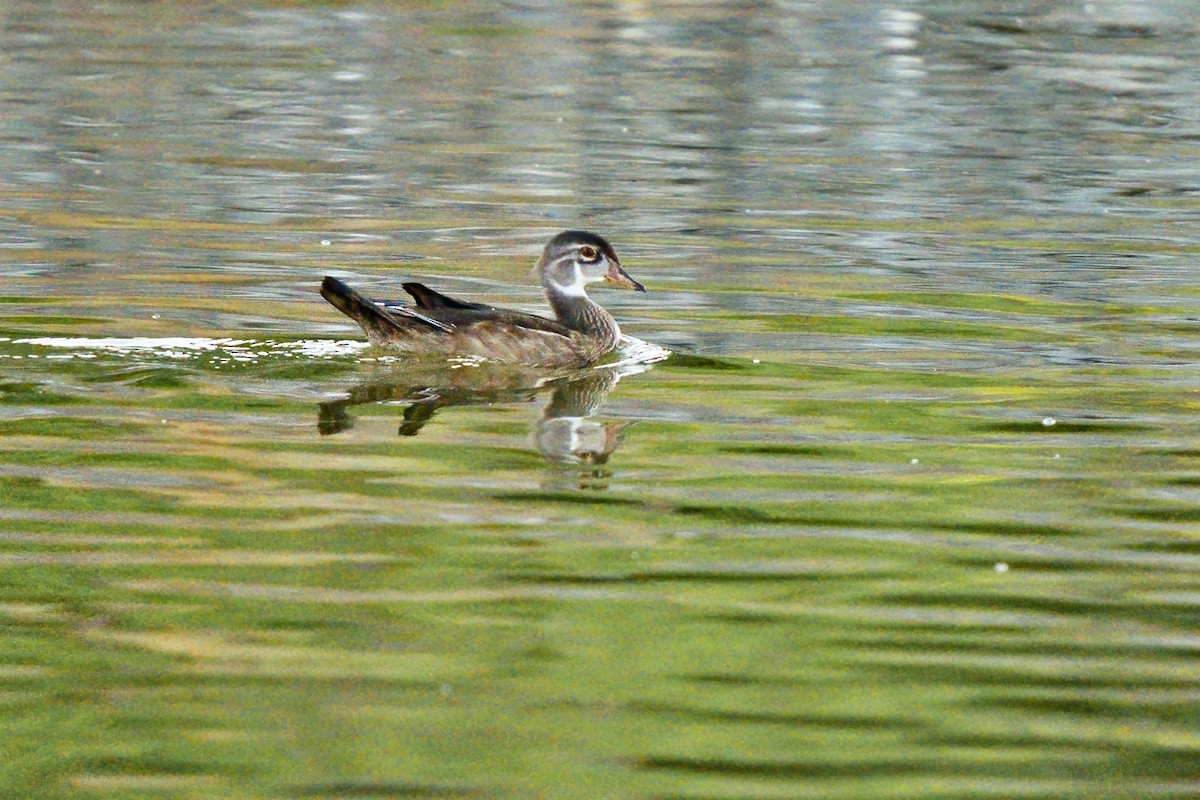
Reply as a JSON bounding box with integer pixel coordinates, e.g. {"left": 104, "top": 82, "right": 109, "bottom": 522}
{"left": 320, "top": 230, "right": 645, "bottom": 368}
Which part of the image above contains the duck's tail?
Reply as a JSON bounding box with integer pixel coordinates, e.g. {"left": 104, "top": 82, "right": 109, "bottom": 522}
{"left": 321, "top": 276, "right": 453, "bottom": 345}
{"left": 320, "top": 277, "right": 395, "bottom": 336}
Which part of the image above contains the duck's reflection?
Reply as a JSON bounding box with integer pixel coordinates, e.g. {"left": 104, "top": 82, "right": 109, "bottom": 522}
{"left": 318, "top": 361, "right": 647, "bottom": 484}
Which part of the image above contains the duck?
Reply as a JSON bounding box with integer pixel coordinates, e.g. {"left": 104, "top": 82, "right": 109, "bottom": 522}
{"left": 320, "top": 230, "right": 645, "bottom": 368}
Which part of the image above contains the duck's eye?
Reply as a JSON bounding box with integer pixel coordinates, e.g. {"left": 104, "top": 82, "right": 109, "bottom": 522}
{"left": 578, "top": 245, "right": 600, "bottom": 261}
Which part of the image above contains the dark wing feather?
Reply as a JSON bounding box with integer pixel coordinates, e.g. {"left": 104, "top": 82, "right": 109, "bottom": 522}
{"left": 400, "top": 282, "right": 492, "bottom": 311}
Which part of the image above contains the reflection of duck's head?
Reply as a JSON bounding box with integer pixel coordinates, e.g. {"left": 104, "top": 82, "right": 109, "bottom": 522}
{"left": 534, "top": 369, "right": 629, "bottom": 466}
{"left": 535, "top": 416, "right": 624, "bottom": 467}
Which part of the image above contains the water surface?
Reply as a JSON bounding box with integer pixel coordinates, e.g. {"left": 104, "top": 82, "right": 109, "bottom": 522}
{"left": 2, "top": 2, "right": 1199, "bottom": 798}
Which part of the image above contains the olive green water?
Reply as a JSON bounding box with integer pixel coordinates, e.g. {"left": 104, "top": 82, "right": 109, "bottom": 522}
{"left": 2, "top": 2, "right": 1200, "bottom": 798}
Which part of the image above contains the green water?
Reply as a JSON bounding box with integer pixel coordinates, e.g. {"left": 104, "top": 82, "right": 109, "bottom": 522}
{"left": 3, "top": 1, "right": 1200, "bottom": 798}
{"left": 3, "top": 321, "right": 1197, "bottom": 799}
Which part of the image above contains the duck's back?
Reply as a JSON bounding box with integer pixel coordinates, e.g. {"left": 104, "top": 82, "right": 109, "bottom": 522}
{"left": 320, "top": 277, "right": 603, "bottom": 368}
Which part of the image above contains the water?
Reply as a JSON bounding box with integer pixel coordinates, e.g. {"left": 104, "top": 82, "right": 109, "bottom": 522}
{"left": 2, "top": 1, "right": 1200, "bottom": 798}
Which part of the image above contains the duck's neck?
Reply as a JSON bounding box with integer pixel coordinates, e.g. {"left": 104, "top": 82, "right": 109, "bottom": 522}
{"left": 545, "top": 286, "right": 621, "bottom": 350}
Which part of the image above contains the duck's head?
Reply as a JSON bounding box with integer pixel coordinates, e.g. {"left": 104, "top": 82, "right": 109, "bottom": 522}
{"left": 537, "top": 230, "right": 645, "bottom": 297}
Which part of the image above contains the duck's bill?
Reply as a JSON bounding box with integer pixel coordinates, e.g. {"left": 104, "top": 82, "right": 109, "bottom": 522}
{"left": 605, "top": 262, "right": 646, "bottom": 292}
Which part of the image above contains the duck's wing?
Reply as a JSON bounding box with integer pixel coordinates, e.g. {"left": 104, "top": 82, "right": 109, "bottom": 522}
{"left": 394, "top": 282, "right": 574, "bottom": 338}
{"left": 322, "top": 276, "right": 574, "bottom": 340}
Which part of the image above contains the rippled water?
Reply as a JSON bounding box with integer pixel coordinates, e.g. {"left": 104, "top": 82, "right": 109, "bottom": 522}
{"left": 3, "top": 1, "right": 1200, "bottom": 798}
